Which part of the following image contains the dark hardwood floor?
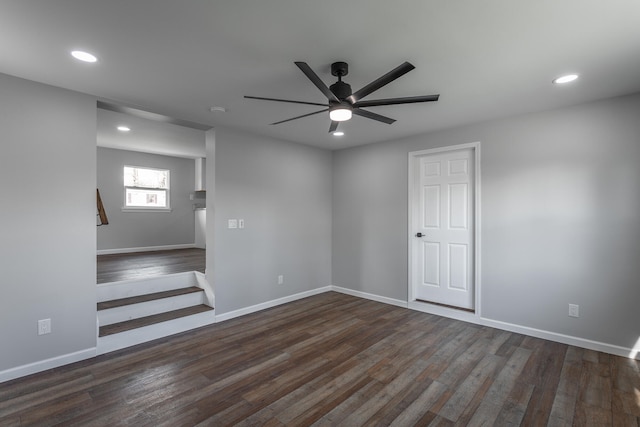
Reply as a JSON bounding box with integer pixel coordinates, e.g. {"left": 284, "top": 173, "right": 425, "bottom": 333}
{"left": 1, "top": 292, "right": 638, "bottom": 426}
{"left": 97, "top": 248, "right": 205, "bottom": 284}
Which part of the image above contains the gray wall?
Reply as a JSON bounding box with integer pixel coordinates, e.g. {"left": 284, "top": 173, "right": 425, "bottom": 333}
{"left": 2, "top": 69, "right": 637, "bottom": 377}
{"left": 97, "top": 147, "right": 196, "bottom": 251}
{"left": 213, "top": 128, "right": 332, "bottom": 315}
{"left": 0, "top": 73, "right": 97, "bottom": 371}
{"left": 333, "top": 92, "right": 640, "bottom": 350}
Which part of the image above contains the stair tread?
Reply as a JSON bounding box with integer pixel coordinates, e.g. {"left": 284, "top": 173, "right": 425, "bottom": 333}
{"left": 99, "top": 304, "right": 213, "bottom": 337}
{"left": 97, "top": 286, "right": 203, "bottom": 310}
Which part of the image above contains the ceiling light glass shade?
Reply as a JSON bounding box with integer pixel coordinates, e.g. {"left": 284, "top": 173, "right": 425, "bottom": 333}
{"left": 71, "top": 50, "right": 98, "bottom": 63}
{"left": 553, "top": 74, "right": 579, "bottom": 84}
{"left": 329, "top": 107, "right": 352, "bottom": 122}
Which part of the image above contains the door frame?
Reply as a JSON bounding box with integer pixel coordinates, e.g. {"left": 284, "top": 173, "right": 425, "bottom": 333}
{"left": 407, "top": 142, "right": 482, "bottom": 321}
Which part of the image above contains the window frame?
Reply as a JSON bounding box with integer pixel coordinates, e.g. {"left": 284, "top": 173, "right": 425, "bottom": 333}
{"left": 122, "top": 165, "right": 172, "bottom": 212}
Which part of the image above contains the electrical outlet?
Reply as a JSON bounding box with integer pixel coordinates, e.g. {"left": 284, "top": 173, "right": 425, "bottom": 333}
{"left": 278, "top": 275, "right": 284, "bottom": 285}
{"left": 568, "top": 304, "right": 579, "bottom": 318}
{"left": 38, "top": 318, "right": 51, "bottom": 335}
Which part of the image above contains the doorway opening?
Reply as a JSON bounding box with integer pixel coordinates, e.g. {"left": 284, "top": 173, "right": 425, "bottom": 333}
{"left": 96, "top": 102, "right": 210, "bottom": 284}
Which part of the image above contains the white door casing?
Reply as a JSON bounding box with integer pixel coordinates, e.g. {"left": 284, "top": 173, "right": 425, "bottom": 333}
{"left": 409, "top": 144, "right": 479, "bottom": 310}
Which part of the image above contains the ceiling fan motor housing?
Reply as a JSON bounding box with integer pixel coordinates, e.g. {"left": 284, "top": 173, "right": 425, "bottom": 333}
{"left": 330, "top": 80, "right": 352, "bottom": 101}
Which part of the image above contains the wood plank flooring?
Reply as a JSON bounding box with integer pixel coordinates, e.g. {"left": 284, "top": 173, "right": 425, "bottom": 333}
{"left": 98, "top": 304, "right": 214, "bottom": 337}
{"left": 97, "top": 248, "right": 205, "bottom": 284}
{"left": 1, "top": 292, "right": 638, "bottom": 426}
{"left": 97, "top": 286, "right": 204, "bottom": 310}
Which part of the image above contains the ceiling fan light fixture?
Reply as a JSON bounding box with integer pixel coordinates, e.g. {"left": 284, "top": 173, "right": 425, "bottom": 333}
{"left": 329, "top": 106, "right": 352, "bottom": 122}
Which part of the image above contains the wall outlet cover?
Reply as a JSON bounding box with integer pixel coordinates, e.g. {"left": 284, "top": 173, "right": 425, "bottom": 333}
{"left": 38, "top": 318, "right": 51, "bottom": 335}
{"left": 568, "top": 304, "right": 579, "bottom": 318}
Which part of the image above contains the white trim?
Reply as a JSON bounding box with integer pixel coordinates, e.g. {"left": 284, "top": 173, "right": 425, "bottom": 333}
{"left": 97, "top": 243, "right": 196, "bottom": 255}
{"left": 331, "top": 286, "right": 408, "bottom": 308}
{"left": 479, "top": 316, "right": 639, "bottom": 360}
{"left": 345, "top": 284, "right": 639, "bottom": 360}
{"left": 408, "top": 141, "right": 482, "bottom": 316}
{"left": 96, "top": 311, "right": 215, "bottom": 355}
{"left": 3, "top": 286, "right": 638, "bottom": 383}
{"left": 214, "top": 286, "right": 332, "bottom": 323}
{"left": 405, "top": 298, "right": 640, "bottom": 361}
{"left": 121, "top": 207, "right": 173, "bottom": 213}
{"left": 0, "top": 348, "right": 96, "bottom": 384}
{"left": 195, "top": 271, "right": 215, "bottom": 308}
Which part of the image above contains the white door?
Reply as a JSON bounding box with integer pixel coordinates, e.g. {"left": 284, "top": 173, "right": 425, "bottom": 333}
{"left": 410, "top": 147, "right": 475, "bottom": 309}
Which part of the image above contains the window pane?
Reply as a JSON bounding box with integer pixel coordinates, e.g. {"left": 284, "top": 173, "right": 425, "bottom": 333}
{"left": 124, "top": 166, "right": 168, "bottom": 189}
{"left": 125, "top": 188, "right": 167, "bottom": 207}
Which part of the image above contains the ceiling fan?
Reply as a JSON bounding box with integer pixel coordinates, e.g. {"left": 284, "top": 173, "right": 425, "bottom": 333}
{"left": 245, "top": 61, "right": 440, "bottom": 133}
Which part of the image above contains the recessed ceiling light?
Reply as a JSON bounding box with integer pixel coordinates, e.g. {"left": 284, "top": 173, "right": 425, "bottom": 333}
{"left": 553, "top": 74, "right": 579, "bottom": 84}
{"left": 71, "top": 50, "right": 98, "bottom": 63}
{"left": 117, "top": 126, "right": 131, "bottom": 132}
{"left": 209, "top": 106, "right": 228, "bottom": 113}
{"left": 332, "top": 131, "right": 345, "bottom": 137}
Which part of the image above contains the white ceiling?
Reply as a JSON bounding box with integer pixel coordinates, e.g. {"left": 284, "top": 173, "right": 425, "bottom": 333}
{"left": 2, "top": 1, "right": 640, "bottom": 150}
{"left": 97, "top": 108, "right": 206, "bottom": 158}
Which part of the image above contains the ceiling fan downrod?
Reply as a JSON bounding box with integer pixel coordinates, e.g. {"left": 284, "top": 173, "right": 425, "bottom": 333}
{"left": 330, "top": 62, "right": 352, "bottom": 101}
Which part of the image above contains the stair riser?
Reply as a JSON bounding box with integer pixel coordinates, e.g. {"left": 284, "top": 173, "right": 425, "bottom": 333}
{"left": 97, "top": 272, "right": 198, "bottom": 302}
{"left": 98, "top": 292, "right": 205, "bottom": 326}
{"left": 97, "top": 310, "right": 216, "bottom": 355}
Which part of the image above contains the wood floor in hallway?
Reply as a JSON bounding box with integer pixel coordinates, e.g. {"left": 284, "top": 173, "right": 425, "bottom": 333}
{"left": 97, "top": 248, "right": 205, "bottom": 284}
{"left": 0, "top": 292, "right": 638, "bottom": 426}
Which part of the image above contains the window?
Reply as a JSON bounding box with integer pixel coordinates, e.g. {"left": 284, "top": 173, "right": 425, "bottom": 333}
{"left": 123, "top": 166, "right": 170, "bottom": 210}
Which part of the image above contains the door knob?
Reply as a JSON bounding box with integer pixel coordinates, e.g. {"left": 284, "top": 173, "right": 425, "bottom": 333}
{"left": 416, "top": 232, "right": 424, "bottom": 237}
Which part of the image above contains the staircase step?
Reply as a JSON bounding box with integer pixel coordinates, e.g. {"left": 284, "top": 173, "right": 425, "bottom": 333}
{"left": 99, "top": 304, "right": 213, "bottom": 337}
{"left": 97, "top": 286, "right": 203, "bottom": 310}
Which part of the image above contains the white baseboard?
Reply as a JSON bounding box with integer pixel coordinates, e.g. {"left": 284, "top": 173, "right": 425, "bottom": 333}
{"left": 331, "top": 286, "right": 408, "bottom": 308}
{"left": 0, "top": 348, "right": 96, "bottom": 384}
{"left": 402, "top": 298, "right": 640, "bottom": 360}
{"left": 163, "top": 283, "right": 640, "bottom": 360}
{"left": 215, "top": 286, "right": 332, "bottom": 323}
{"left": 97, "top": 243, "right": 196, "bottom": 255}
{"left": 478, "top": 317, "right": 640, "bottom": 360}
{"left": 4, "top": 286, "right": 637, "bottom": 384}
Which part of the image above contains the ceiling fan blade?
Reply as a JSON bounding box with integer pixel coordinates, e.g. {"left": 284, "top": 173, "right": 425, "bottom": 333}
{"left": 245, "top": 95, "right": 328, "bottom": 107}
{"left": 352, "top": 108, "right": 396, "bottom": 124}
{"left": 295, "top": 62, "right": 339, "bottom": 102}
{"left": 348, "top": 62, "right": 415, "bottom": 103}
{"left": 354, "top": 94, "right": 440, "bottom": 108}
{"left": 270, "top": 108, "right": 329, "bottom": 125}
{"left": 329, "top": 121, "right": 339, "bottom": 133}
